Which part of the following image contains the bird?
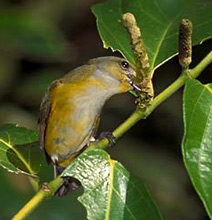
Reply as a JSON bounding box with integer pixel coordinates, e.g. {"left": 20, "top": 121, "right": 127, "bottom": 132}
{"left": 38, "top": 56, "right": 140, "bottom": 197}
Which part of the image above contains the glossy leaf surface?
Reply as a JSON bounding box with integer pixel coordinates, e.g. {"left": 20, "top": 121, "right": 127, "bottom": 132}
{"left": 92, "top": 0, "right": 212, "bottom": 69}
{"left": 63, "top": 149, "right": 163, "bottom": 220}
{"left": 183, "top": 79, "right": 212, "bottom": 219}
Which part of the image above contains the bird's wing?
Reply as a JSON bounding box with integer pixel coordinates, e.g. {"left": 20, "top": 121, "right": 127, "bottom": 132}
{"left": 38, "top": 80, "right": 61, "bottom": 163}
{"left": 76, "top": 113, "right": 100, "bottom": 156}
{"left": 92, "top": 114, "right": 100, "bottom": 139}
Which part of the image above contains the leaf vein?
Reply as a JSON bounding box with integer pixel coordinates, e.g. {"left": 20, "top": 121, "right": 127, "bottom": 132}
{"left": 0, "top": 138, "right": 34, "bottom": 175}
{"left": 137, "top": 0, "right": 166, "bottom": 26}
{"left": 105, "top": 160, "right": 115, "bottom": 220}
{"left": 150, "top": 21, "right": 172, "bottom": 69}
{"left": 154, "top": 0, "right": 168, "bottom": 20}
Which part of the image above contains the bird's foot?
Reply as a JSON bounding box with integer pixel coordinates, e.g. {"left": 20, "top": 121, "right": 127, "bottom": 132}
{"left": 55, "top": 176, "right": 81, "bottom": 197}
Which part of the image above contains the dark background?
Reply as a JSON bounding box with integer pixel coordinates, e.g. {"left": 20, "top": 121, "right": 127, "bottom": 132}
{"left": 0, "top": 0, "right": 212, "bottom": 219}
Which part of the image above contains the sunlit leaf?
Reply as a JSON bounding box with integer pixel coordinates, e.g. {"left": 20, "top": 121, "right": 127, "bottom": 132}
{"left": 62, "top": 149, "right": 163, "bottom": 220}
{"left": 182, "top": 79, "right": 212, "bottom": 219}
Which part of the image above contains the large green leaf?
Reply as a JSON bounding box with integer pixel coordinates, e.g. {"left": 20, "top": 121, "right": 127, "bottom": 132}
{"left": 182, "top": 79, "right": 212, "bottom": 219}
{"left": 0, "top": 124, "right": 40, "bottom": 176}
{"left": 62, "top": 149, "right": 163, "bottom": 220}
{"left": 92, "top": 0, "right": 212, "bottom": 69}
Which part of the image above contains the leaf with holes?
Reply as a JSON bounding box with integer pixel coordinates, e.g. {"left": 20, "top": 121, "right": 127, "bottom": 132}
{"left": 92, "top": 0, "right": 212, "bottom": 69}
{"left": 62, "top": 149, "right": 163, "bottom": 220}
{"left": 0, "top": 123, "right": 41, "bottom": 176}
{"left": 182, "top": 79, "right": 212, "bottom": 219}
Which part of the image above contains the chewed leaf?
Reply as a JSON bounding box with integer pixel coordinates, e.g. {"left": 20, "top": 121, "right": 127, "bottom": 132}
{"left": 62, "top": 149, "right": 163, "bottom": 220}
{"left": 92, "top": 0, "right": 212, "bottom": 69}
{"left": 0, "top": 124, "right": 41, "bottom": 176}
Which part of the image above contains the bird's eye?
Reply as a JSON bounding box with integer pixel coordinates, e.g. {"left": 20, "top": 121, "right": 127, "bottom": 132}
{"left": 120, "top": 61, "right": 129, "bottom": 69}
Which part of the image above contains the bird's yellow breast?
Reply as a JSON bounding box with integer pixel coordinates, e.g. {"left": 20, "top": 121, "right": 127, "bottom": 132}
{"left": 44, "top": 78, "right": 110, "bottom": 166}
{"left": 43, "top": 59, "right": 134, "bottom": 167}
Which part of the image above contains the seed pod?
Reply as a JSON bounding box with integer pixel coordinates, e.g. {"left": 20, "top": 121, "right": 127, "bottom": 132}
{"left": 122, "top": 13, "right": 150, "bottom": 83}
{"left": 178, "top": 19, "right": 193, "bottom": 68}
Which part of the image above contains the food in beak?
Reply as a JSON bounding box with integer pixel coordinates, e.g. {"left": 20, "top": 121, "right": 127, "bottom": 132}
{"left": 129, "top": 80, "right": 141, "bottom": 92}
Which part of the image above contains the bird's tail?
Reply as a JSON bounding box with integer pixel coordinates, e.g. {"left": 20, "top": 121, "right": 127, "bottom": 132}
{"left": 54, "top": 164, "right": 81, "bottom": 197}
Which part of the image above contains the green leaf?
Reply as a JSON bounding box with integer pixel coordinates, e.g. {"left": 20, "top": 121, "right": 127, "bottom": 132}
{"left": 0, "top": 9, "right": 68, "bottom": 59}
{"left": 92, "top": 0, "right": 212, "bottom": 69}
{"left": 62, "top": 149, "right": 163, "bottom": 220}
{"left": 0, "top": 124, "right": 40, "bottom": 176}
{"left": 182, "top": 79, "right": 212, "bottom": 219}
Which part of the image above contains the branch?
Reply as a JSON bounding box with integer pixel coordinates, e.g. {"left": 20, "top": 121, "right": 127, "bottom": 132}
{"left": 96, "top": 49, "right": 212, "bottom": 149}
{"left": 12, "top": 49, "right": 212, "bottom": 220}
{"left": 12, "top": 176, "right": 63, "bottom": 220}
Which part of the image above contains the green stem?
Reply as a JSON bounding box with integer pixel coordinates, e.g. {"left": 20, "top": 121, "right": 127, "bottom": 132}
{"left": 12, "top": 176, "right": 63, "bottom": 220}
{"left": 114, "top": 72, "right": 187, "bottom": 138}
{"left": 12, "top": 50, "right": 212, "bottom": 220}
{"left": 97, "top": 50, "right": 212, "bottom": 149}
{"left": 145, "top": 72, "right": 187, "bottom": 116}
{"left": 96, "top": 72, "right": 187, "bottom": 149}
{"left": 191, "top": 50, "right": 212, "bottom": 78}
{"left": 113, "top": 109, "right": 143, "bottom": 139}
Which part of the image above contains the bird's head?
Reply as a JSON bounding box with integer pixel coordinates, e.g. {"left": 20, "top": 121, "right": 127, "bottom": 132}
{"left": 88, "top": 56, "right": 141, "bottom": 94}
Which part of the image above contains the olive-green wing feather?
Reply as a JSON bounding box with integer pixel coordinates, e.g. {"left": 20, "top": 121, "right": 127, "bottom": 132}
{"left": 92, "top": 114, "right": 100, "bottom": 139}
{"left": 38, "top": 79, "right": 62, "bottom": 147}
{"left": 38, "top": 92, "right": 52, "bottom": 163}
{"left": 38, "top": 91, "right": 51, "bottom": 149}
{"left": 38, "top": 80, "right": 62, "bottom": 163}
